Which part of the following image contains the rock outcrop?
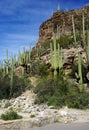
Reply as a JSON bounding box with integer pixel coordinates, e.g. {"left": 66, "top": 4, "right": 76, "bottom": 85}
{"left": 36, "top": 5, "right": 89, "bottom": 46}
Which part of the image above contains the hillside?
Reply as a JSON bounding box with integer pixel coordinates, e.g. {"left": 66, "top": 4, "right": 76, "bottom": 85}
{"left": 36, "top": 5, "right": 89, "bottom": 46}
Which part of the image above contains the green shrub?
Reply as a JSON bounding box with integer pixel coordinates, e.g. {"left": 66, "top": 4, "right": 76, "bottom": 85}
{"left": 1, "top": 109, "right": 22, "bottom": 120}
{"left": 31, "top": 60, "right": 49, "bottom": 77}
{"left": 34, "top": 77, "right": 89, "bottom": 109}
{"left": 56, "top": 35, "right": 73, "bottom": 48}
{"left": 69, "top": 63, "right": 88, "bottom": 83}
{"left": 30, "top": 114, "right": 36, "bottom": 118}
{"left": 0, "top": 73, "right": 32, "bottom": 99}
{"left": 66, "top": 92, "right": 89, "bottom": 109}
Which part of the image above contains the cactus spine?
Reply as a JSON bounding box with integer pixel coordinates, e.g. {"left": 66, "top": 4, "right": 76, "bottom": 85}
{"left": 72, "top": 15, "right": 76, "bottom": 44}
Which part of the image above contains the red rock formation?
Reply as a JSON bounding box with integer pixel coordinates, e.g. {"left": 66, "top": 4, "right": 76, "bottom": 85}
{"left": 36, "top": 5, "right": 89, "bottom": 46}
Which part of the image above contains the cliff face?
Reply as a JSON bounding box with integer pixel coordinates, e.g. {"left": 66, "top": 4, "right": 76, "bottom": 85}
{"left": 36, "top": 5, "right": 89, "bottom": 46}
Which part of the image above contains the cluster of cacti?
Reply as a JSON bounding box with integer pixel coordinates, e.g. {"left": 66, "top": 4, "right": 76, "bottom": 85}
{"left": 0, "top": 45, "right": 32, "bottom": 96}
{"left": 50, "top": 33, "right": 63, "bottom": 77}
{"left": 71, "top": 11, "right": 86, "bottom": 46}
{"left": 17, "top": 46, "right": 31, "bottom": 66}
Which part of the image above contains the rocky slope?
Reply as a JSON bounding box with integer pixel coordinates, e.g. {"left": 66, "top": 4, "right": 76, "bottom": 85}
{"left": 0, "top": 90, "right": 89, "bottom": 130}
{"left": 36, "top": 5, "right": 89, "bottom": 46}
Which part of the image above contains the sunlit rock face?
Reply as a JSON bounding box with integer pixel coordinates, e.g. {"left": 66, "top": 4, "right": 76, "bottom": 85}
{"left": 36, "top": 5, "right": 89, "bottom": 46}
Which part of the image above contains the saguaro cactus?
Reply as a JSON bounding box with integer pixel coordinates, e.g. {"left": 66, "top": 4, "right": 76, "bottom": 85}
{"left": 86, "top": 31, "right": 89, "bottom": 65}
{"left": 50, "top": 33, "right": 63, "bottom": 78}
{"left": 18, "top": 50, "right": 22, "bottom": 65}
{"left": 5, "top": 49, "right": 9, "bottom": 75}
{"left": 10, "top": 57, "right": 14, "bottom": 97}
{"left": 53, "top": 33, "right": 58, "bottom": 77}
{"left": 78, "top": 53, "right": 83, "bottom": 85}
{"left": 57, "top": 3, "right": 60, "bottom": 11}
{"left": 75, "top": 52, "right": 83, "bottom": 92}
{"left": 50, "top": 42, "right": 54, "bottom": 67}
{"left": 82, "top": 12, "right": 85, "bottom": 45}
{"left": 58, "top": 44, "right": 63, "bottom": 69}
{"left": 72, "top": 15, "right": 77, "bottom": 44}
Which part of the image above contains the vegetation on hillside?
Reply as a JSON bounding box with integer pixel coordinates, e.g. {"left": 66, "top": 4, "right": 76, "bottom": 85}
{"left": 34, "top": 77, "right": 89, "bottom": 109}
{"left": 0, "top": 10, "right": 89, "bottom": 110}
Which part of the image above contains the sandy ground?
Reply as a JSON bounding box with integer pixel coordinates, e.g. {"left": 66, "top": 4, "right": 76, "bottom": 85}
{"left": 22, "top": 108, "right": 89, "bottom": 130}
{"left": 0, "top": 108, "right": 89, "bottom": 130}
{"left": 23, "top": 122, "right": 89, "bottom": 130}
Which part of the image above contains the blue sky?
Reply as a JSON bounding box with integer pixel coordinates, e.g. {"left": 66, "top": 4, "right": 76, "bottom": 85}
{"left": 0, "top": 0, "right": 89, "bottom": 60}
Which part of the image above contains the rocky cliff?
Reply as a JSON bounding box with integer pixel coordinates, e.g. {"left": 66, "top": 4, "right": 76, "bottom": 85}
{"left": 36, "top": 5, "right": 89, "bottom": 46}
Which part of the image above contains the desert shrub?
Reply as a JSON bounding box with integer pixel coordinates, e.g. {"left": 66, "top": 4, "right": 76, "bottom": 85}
{"left": 0, "top": 73, "right": 32, "bottom": 99}
{"left": 0, "top": 75, "right": 11, "bottom": 99}
{"left": 66, "top": 92, "right": 89, "bottom": 109}
{"left": 30, "top": 114, "right": 36, "bottom": 118}
{"left": 34, "top": 78, "right": 73, "bottom": 105}
{"left": 1, "top": 109, "right": 22, "bottom": 120}
{"left": 12, "top": 76, "right": 32, "bottom": 98}
{"left": 56, "top": 35, "right": 73, "bottom": 48}
{"left": 69, "top": 63, "right": 88, "bottom": 83}
{"left": 31, "top": 60, "right": 49, "bottom": 77}
{"left": 34, "top": 77, "right": 89, "bottom": 109}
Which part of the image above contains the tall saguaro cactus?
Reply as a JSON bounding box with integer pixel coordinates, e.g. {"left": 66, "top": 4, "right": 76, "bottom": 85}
{"left": 58, "top": 44, "right": 63, "bottom": 69}
{"left": 75, "top": 52, "right": 83, "bottom": 92}
{"left": 5, "top": 49, "right": 9, "bottom": 75}
{"left": 86, "top": 31, "right": 89, "bottom": 66}
{"left": 78, "top": 53, "right": 83, "bottom": 85}
{"left": 50, "top": 42, "right": 54, "bottom": 67}
{"left": 82, "top": 12, "right": 85, "bottom": 45}
{"left": 10, "top": 57, "right": 14, "bottom": 97}
{"left": 72, "top": 15, "right": 77, "bottom": 44}
{"left": 53, "top": 33, "right": 58, "bottom": 77}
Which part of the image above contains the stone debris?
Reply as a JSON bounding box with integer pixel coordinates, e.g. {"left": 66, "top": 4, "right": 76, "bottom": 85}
{"left": 0, "top": 91, "right": 89, "bottom": 130}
